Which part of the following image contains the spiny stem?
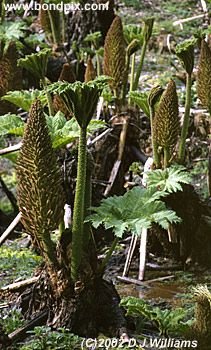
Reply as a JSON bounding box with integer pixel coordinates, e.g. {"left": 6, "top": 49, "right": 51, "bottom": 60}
{"left": 128, "top": 53, "right": 136, "bottom": 106}
{"left": 71, "top": 127, "right": 87, "bottom": 282}
{"left": 96, "top": 52, "right": 101, "bottom": 76}
{"left": 164, "top": 146, "right": 170, "bottom": 168}
{"left": 122, "top": 53, "right": 130, "bottom": 104}
{"left": 178, "top": 72, "right": 192, "bottom": 164}
{"left": 149, "top": 105, "right": 160, "bottom": 168}
{"left": 42, "top": 79, "right": 54, "bottom": 116}
{"left": 133, "top": 40, "right": 147, "bottom": 91}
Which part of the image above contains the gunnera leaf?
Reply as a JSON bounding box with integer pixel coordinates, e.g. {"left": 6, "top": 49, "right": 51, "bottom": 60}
{"left": 18, "top": 48, "right": 51, "bottom": 81}
{"left": 175, "top": 38, "right": 196, "bottom": 75}
{"left": 16, "top": 100, "right": 65, "bottom": 263}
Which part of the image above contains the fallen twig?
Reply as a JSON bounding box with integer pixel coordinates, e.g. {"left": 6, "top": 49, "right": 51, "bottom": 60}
{"left": 0, "top": 212, "right": 21, "bottom": 246}
{"left": 173, "top": 14, "right": 205, "bottom": 27}
{"left": 1, "top": 276, "right": 39, "bottom": 292}
{"left": 117, "top": 275, "right": 175, "bottom": 286}
{"left": 0, "top": 142, "right": 22, "bottom": 156}
{"left": 8, "top": 310, "right": 48, "bottom": 343}
{"left": 122, "top": 235, "right": 138, "bottom": 277}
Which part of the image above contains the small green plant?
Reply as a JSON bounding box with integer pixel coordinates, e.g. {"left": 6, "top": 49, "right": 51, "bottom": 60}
{"left": 0, "top": 309, "right": 25, "bottom": 334}
{"left": 19, "top": 327, "right": 82, "bottom": 350}
{"left": 0, "top": 111, "right": 105, "bottom": 149}
{"left": 121, "top": 297, "right": 191, "bottom": 336}
{"left": 0, "top": 21, "right": 26, "bottom": 56}
{"left": 0, "top": 245, "right": 42, "bottom": 288}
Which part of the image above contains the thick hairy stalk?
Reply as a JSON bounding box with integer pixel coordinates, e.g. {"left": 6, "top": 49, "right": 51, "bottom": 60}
{"left": 83, "top": 152, "right": 93, "bottom": 250}
{"left": 176, "top": 38, "right": 195, "bottom": 164}
{"left": 71, "top": 127, "right": 87, "bottom": 282}
{"left": 43, "top": 79, "right": 54, "bottom": 116}
{"left": 178, "top": 73, "right": 192, "bottom": 163}
{"left": 133, "top": 17, "right": 154, "bottom": 91}
{"left": 128, "top": 53, "right": 136, "bottom": 106}
{"left": 123, "top": 39, "right": 140, "bottom": 103}
{"left": 133, "top": 40, "right": 147, "bottom": 91}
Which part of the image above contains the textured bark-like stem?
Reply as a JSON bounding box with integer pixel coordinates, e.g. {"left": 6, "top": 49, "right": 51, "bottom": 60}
{"left": 122, "top": 53, "right": 130, "bottom": 103}
{"left": 133, "top": 40, "right": 147, "bottom": 91}
{"left": 149, "top": 105, "right": 160, "bottom": 168}
{"left": 164, "top": 146, "right": 170, "bottom": 168}
{"left": 43, "top": 79, "right": 54, "bottom": 116}
{"left": 128, "top": 53, "right": 135, "bottom": 106}
{"left": 71, "top": 127, "right": 87, "bottom": 282}
{"left": 178, "top": 72, "right": 192, "bottom": 163}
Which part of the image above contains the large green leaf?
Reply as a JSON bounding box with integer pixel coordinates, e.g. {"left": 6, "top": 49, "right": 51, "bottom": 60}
{"left": 121, "top": 297, "right": 188, "bottom": 336}
{"left": 1, "top": 90, "right": 47, "bottom": 112}
{"left": 18, "top": 48, "right": 51, "bottom": 80}
{"left": 0, "top": 114, "right": 24, "bottom": 136}
{"left": 147, "top": 165, "right": 192, "bottom": 193}
{"left": 47, "top": 76, "right": 109, "bottom": 128}
{"left": 86, "top": 186, "right": 181, "bottom": 238}
{"left": 0, "top": 21, "right": 26, "bottom": 54}
{"left": 129, "top": 91, "right": 150, "bottom": 117}
{"left": 0, "top": 111, "right": 105, "bottom": 150}
{"left": 46, "top": 112, "right": 105, "bottom": 149}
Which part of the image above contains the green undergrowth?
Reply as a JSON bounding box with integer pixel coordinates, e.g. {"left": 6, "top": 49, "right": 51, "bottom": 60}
{"left": 0, "top": 242, "right": 42, "bottom": 288}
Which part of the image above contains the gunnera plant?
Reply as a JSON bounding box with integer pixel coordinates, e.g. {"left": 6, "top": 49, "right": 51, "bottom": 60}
{"left": 53, "top": 63, "right": 76, "bottom": 118}
{"left": 16, "top": 99, "right": 65, "bottom": 272}
{"left": 176, "top": 38, "right": 196, "bottom": 163}
{"left": 0, "top": 42, "right": 22, "bottom": 114}
{"left": 197, "top": 39, "right": 211, "bottom": 113}
{"left": 148, "top": 85, "right": 164, "bottom": 168}
{"left": 153, "top": 79, "right": 180, "bottom": 168}
{"left": 197, "top": 39, "right": 211, "bottom": 196}
{"left": 85, "top": 57, "right": 96, "bottom": 82}
{"left": 103, "top": 16, "right": 126, "bottom": 100}
{"left": 191, "top": 285, "right": 211, "bottom": 345}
